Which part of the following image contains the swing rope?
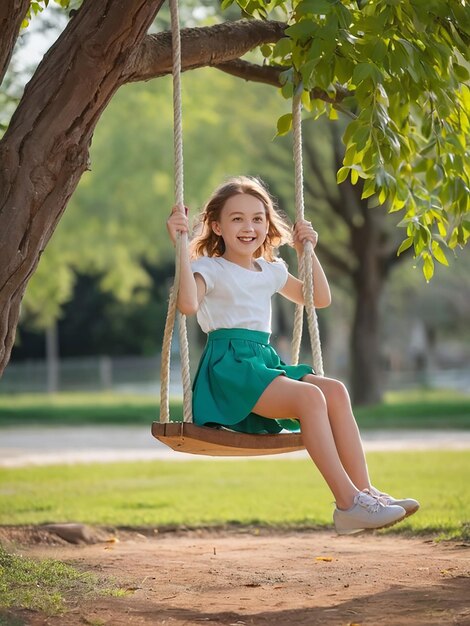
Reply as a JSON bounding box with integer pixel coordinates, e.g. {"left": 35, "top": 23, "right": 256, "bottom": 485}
{"left": 291, "top": 90, "right": 324, "bottom": 376}
{"left": 159, "top": 0, "right": 192, "bottom": 424}
{"left": 159, "top": 0, "right": 323, "bottom": 427}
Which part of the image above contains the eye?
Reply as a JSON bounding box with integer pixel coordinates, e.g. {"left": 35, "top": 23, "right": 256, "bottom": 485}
{"left": 232, "top": 216, "right": 242, "bottom": 222}
{"left": 253, "top": 216, "right": 263, "bottom": 222}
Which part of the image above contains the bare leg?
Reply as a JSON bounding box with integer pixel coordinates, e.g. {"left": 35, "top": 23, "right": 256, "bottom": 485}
{"left": 252, "top": 376, "right": 359, "bottom": 510}
{"left": 301, "top": 374, "right": 372, "bottom": 491}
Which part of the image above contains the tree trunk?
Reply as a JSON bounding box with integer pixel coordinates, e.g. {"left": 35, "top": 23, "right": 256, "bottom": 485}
{"left": 350, "top": 268, "right": 383, "bottom": 405}
{"left": 350, "top": 212, "right": 388, "bottom": 406}
{"left": 0, "top": 0, "right": 165, "bottom": 376}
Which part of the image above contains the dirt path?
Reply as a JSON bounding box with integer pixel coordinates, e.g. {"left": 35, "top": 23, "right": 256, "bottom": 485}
{"left": 2, "top": 527, "right": 470, "bottom": 625}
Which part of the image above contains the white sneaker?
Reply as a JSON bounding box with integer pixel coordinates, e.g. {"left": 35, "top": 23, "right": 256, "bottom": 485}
{"left": 369, "top": 486, "right": 420, "bottom": 518}
{"left": 334, "top": 489, "right": 406, "bottom": 535}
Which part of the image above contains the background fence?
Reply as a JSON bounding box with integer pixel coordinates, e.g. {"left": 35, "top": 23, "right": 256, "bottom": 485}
{"left": 0, "top": 354, "right": 468, "bottom": 396}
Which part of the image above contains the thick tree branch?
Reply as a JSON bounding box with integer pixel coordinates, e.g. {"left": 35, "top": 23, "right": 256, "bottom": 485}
{"left": 0, "top": 0, "right": 30, "bottom": 85}
{"left": 125, "top": 20, "right": 287, "bottom": 82}
{"left": 125, "top": 21, "right": 351, "bottom": 104}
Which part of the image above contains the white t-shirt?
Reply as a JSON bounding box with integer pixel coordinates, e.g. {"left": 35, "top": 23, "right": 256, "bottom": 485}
{"left": 191, "top": 256, "right": 288, "bottom": 334}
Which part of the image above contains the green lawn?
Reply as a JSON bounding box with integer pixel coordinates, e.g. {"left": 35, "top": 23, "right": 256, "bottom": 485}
{"left": 0, "top": 390, "right": 469, "bottom": 541}
{"left": 1, "top": 451, "right": 469, "bottom": 541}
{"left": 0, "top": 388, "right": 469, "bottom": 428}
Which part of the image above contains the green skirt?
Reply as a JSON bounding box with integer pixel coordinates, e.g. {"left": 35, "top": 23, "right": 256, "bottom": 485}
{"left": 192, "top": 328, "right": 313, "bottom": 434}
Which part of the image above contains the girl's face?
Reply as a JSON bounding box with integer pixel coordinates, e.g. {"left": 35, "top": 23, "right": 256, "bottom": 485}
{"left": 212, "top": 193, "right": 268, "bottom": 259}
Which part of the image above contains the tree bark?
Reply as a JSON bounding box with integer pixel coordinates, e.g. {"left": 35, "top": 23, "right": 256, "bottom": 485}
{"left": 0, "top": 0, "right": 30, "bottom": 84}
{"left": 349, "top": 209, "right": 389, "bottom": 406}
{"left": 125, "top": 20, "right": 287, "bottom": 82}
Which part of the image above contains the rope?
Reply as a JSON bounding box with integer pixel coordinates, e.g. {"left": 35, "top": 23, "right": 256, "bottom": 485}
{"left": 291, "top": 90, "right": 324, "bottom": 376}
{"left": 159, "top": 0, "right": 193, "bottom": 424}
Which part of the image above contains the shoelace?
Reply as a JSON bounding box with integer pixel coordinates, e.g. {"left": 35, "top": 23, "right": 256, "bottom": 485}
{"left": 355, "top": 490, "right": 383, "bottom": 513}
{"left": 369, "top": 487, "right": 393, "bottom": 505}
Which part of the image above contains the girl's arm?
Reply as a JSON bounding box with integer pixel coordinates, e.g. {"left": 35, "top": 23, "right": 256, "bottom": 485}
{"left": 166, "top": 207, "right": 206, "bottom": 315}
{"left": 279, "top": 220, "right": 332, "bottom": 308}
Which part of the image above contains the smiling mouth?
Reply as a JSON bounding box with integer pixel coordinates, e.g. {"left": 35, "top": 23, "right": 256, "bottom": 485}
{"left": 238, "top": 237, "right": 256, "bottom": 242}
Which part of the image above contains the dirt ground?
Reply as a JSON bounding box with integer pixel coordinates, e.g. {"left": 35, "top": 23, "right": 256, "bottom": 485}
{"left": 1, "top": 526, "right": 470, "bottom": 626}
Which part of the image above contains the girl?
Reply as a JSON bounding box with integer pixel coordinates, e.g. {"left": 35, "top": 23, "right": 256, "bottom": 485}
{"left": 167, "top": 176, "right": 419, "bottom": 535}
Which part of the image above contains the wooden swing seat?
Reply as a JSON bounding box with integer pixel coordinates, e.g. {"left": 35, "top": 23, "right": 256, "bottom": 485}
{"left": 152, "top": 422, "right": 305, "bottom": 456}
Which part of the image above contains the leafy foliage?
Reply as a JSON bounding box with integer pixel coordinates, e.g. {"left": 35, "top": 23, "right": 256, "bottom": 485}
{"left": 22, "top": 0, "right": 71, "bottom": 29}
{"left": 227, "top": 0, "right": 470, "bottom": 278}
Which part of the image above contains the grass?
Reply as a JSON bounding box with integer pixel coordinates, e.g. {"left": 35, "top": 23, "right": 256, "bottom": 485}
{"left": 0, "top": 544, "right": 124, "bottom": 618}
{"left": 0, "top": 392, "right": 161, "bottom": 426}
{"left": 0, "top": 388, "right": 468, "bottom": 428}
{"left": 355, "top": 389, "right": 470, "bottom": 429}
{"left": 0, "top": 451, "right": 469, "bottom": 541}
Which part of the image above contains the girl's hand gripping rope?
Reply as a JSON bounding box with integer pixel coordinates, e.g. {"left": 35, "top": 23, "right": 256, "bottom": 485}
{"left": 293, "top": 220, "right": 318, "bottom": 255}
{"left": 167, "top": 205, "right": 189, "bottom": 246}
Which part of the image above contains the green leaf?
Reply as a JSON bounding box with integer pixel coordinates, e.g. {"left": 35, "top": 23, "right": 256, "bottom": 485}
{"left": 343, "top": 143, "right": 358, "bottom": 167}
{"left": 372, "top": 39, "right": 388, "bottom": 64}
{"left": 423, "top": 254, "right": 434, "bottom": 282}
{"left": 300, "top": 60, "right": 319, "bottom": 89}
{"left": 286, "top": 20, "right": 316, "bottom": 41}
{"left": 296, "top": 0, "right": 334, "bottom": 16}
{"left": 334, "top": 56, "right": 355, "bottom": 83}
{"left": 378, "top": 187, "right": 387, "bottom": 205}
{"left": 260, "top": 44, "right": 273, "bottom": 58}
{"left": 431, "top": 241, "right": 449, "bottom": 266}
{"left": 352, "top": 63, "right": 373, "bottom": 85}
{"left": 437, "top": 220, "right": 447, "bottom": 237}
{"left": 276, "top": 113, "right": 293, "bottom": 136}
{"left": 453, "top": 63, "right": 470, "bottom": 82}
{"left": 336, "top": 166, "right": 350, "bottom": 184}
{"left": 273, "top": 38, "right": 292, "bottom": 59}
{"left": 352, "top": 62, "right": 382, "bottom": 86}
{"left": 335, "top": 2, "right": 352, "bottom": 29}
{"left": 397, "top": 237, "right": 413, "bottom": 257}
{"left": 361, "top": 178, "right": 376, "bottom": 200}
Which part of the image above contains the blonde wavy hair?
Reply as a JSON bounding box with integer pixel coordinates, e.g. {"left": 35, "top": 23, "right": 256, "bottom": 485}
{"left": 190, "top": 176, "right": 293, "bottom": 262}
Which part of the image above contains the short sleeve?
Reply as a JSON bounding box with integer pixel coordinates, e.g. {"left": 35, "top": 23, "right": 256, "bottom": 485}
{"left": 191, "top": 257, "right": 216, "bottom": 293}
{"left": 269, "top": 258, "right": 289, "bottom": 292}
